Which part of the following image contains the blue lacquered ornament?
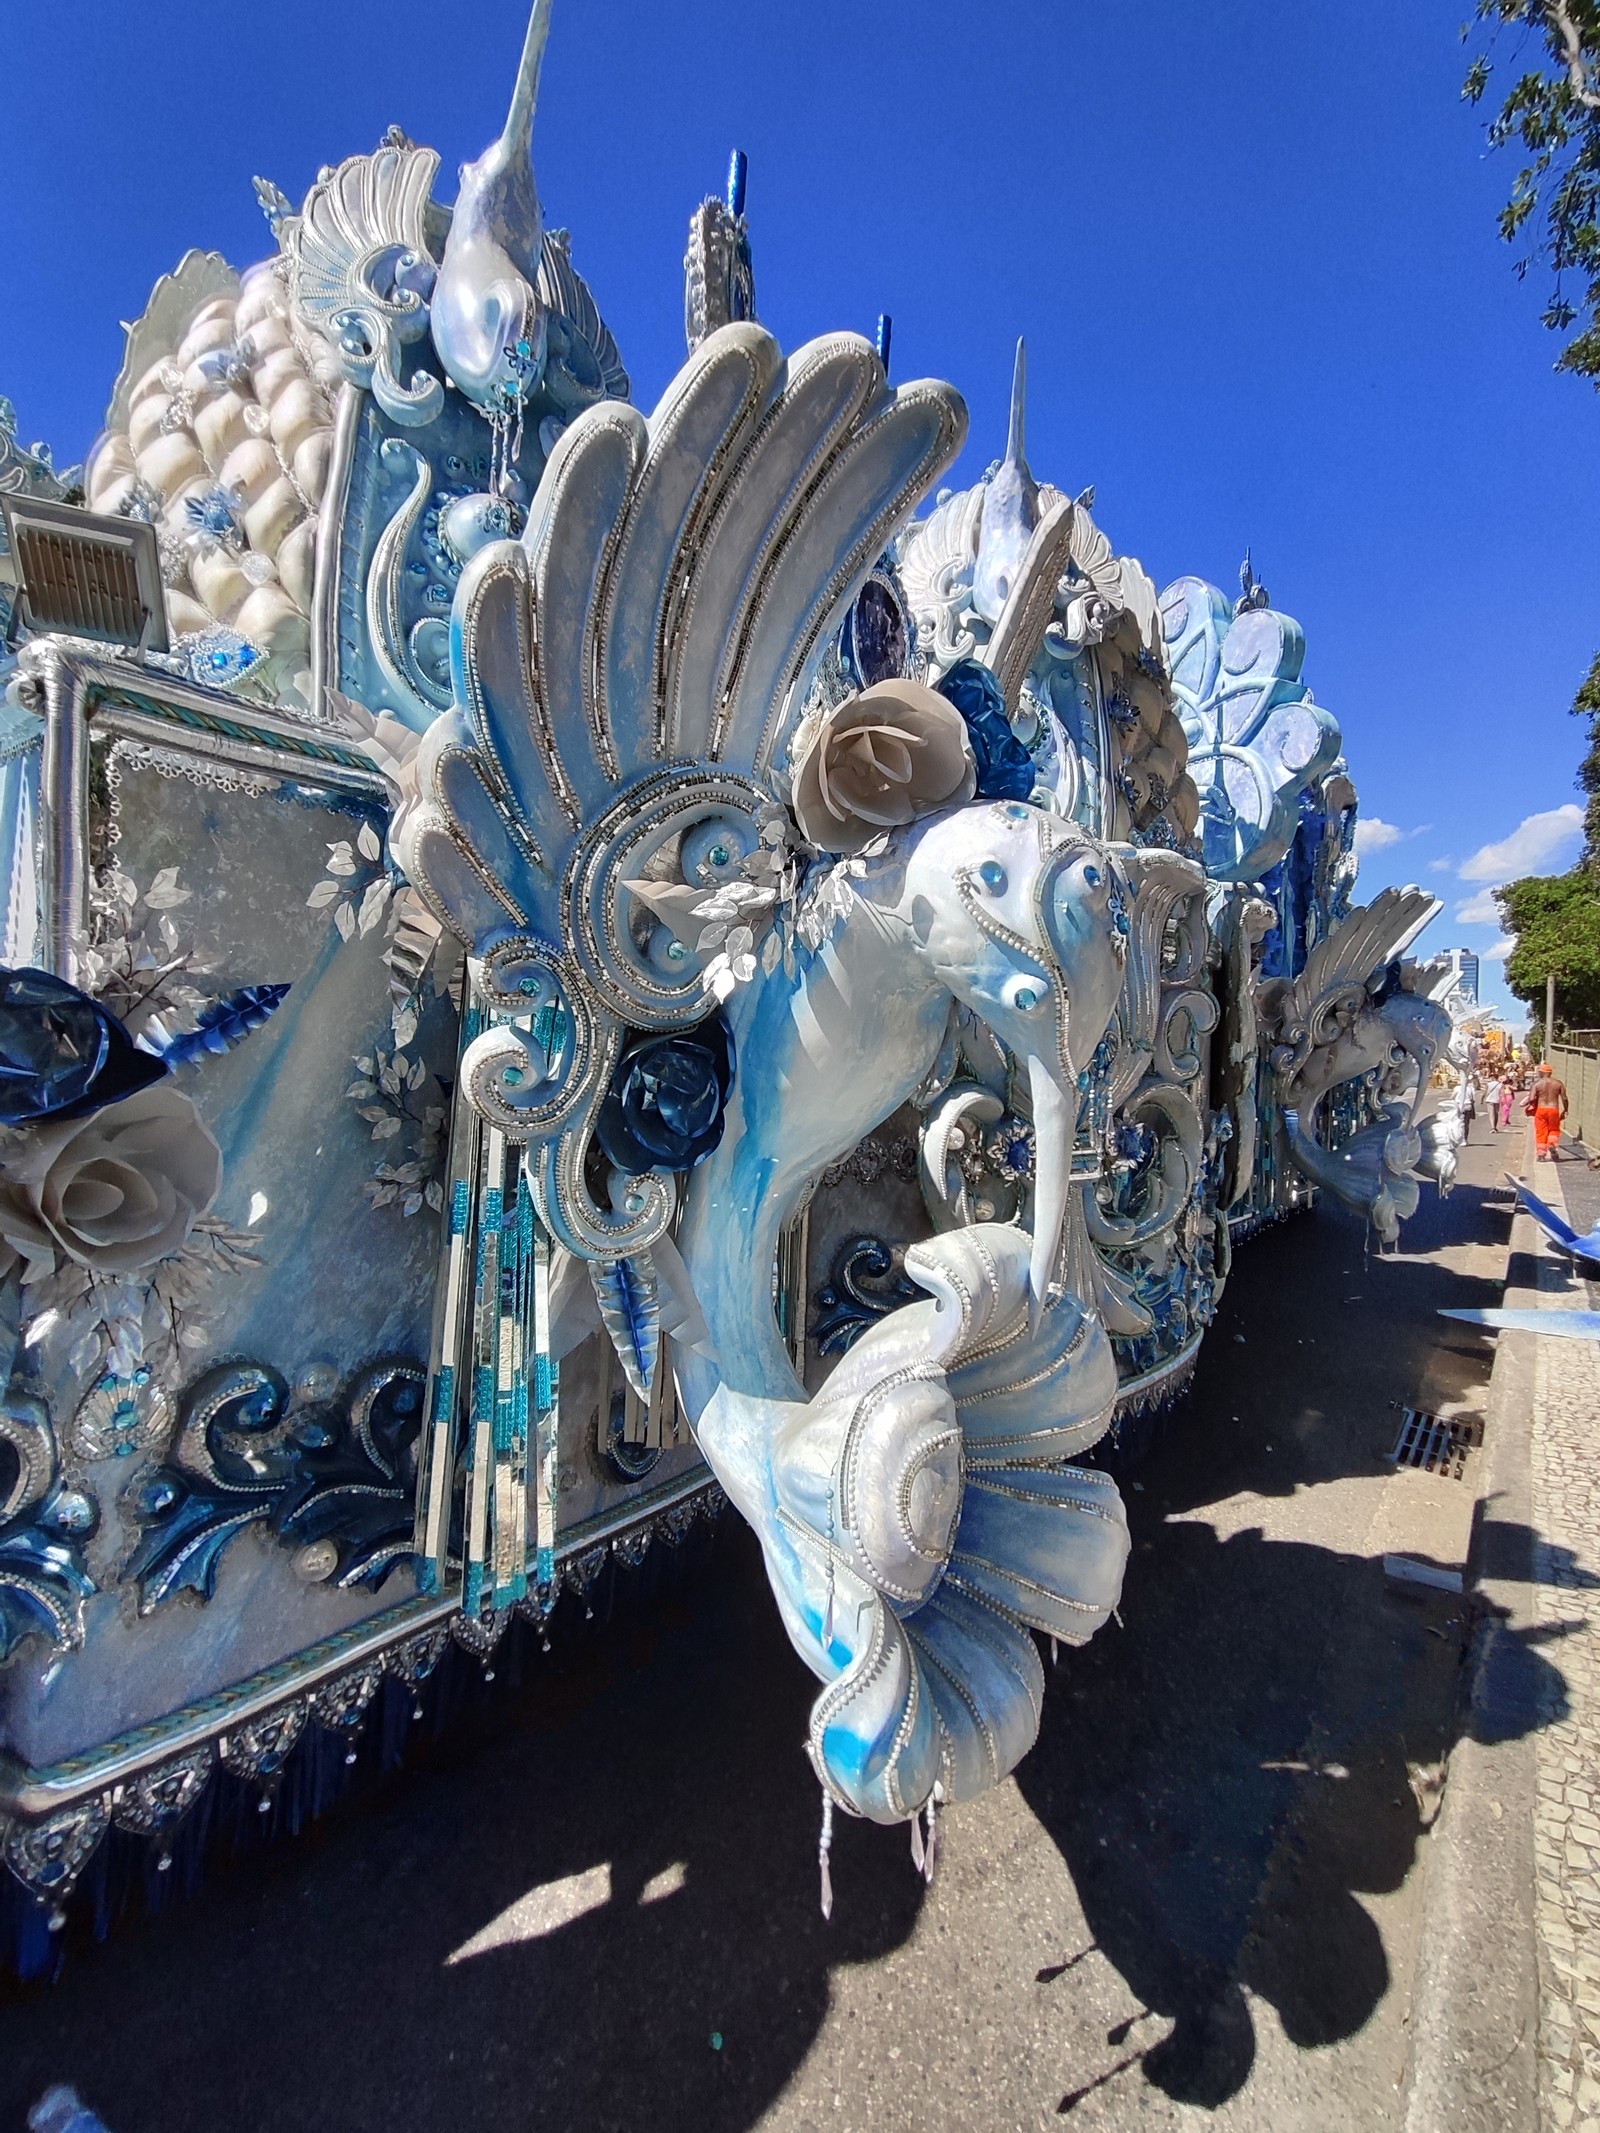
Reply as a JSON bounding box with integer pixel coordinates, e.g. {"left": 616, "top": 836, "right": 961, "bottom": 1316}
{"left": 596, "top": 1013, "right": 736, "bottom": 1175}
{"left": 935, "top": 659, "right": 1035, "bottom": 801}
{"left": 0, "top": 967, "right": 169, "bottom": 1125}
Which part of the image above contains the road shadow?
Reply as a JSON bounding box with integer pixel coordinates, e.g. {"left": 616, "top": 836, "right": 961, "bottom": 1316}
{"left": 1019, "top": 1514, "right": 1566, "bottom": 2110}
{"left": 0, "top": 1142, "right": 1564, "bottom": 2129}
{"left": 0, "top": 1522, "right": 924, "bottom": 2133}
{"left": 1020, "top": 1142, "right": 1564, "bottom": 2111}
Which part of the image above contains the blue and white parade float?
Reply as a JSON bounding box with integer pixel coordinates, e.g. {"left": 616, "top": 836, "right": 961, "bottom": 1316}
{"left": 0, "top": 2, "right": 1458, "bottom": 1964}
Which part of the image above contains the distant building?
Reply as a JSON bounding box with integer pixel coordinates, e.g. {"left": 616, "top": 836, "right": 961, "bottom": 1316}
{"left": 1443, "top": 947, "right": 1480, "bottom": 1003}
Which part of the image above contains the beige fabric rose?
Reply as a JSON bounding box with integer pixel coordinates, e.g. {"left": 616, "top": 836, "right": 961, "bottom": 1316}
{"left": 790, "top": 679, "right": 977, "bottom": 855}
{"left": 0, "top": 1082, "right": 222, "bottom": 1277}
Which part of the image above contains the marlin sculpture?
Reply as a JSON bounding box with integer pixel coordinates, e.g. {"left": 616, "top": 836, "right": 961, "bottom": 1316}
{"left": 431, "top": 0, "right": 553, "bottom": 413}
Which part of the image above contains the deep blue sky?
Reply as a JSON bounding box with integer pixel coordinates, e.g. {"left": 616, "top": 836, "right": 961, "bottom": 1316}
{"left": 5, "top": 0, "right": 1595, "bottom": 1023}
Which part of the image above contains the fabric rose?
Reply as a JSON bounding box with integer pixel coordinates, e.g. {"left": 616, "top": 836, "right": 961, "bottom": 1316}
{"left": 0, "top": 1081, "right": 222, "bottom": 1276}
{"left": 934, "top": 659, "right": 1036, "bottom": 802}
{"left": 0, "top": 966, "right": 168, "bottom": 1125}
{"left": 789, "top": 679, "right": 977, "bottom": 855}
{"left": 596, "top": 1016, "right": 735, "bottom": 1176}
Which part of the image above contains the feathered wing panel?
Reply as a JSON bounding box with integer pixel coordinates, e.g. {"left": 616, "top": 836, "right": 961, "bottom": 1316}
{"left": 664, "top": 335, "right": 879, "bottom": 761}
{"left": 598, "top": 325, "right": 781, "bottom": 766}
{"left": 738, "top": 380, "right": 968, "bottom": 779}
{"left": 398, "top": 321, "right": 965, "bottom": 1261}
{"left": 406, "top": 323, "right": 965, "bottom": 964}
{"left": 1280, "top": 884, "right": 1440, "bottom": 1036}
{"left": 525, "top": 402, "right": 649, "bottom": 821}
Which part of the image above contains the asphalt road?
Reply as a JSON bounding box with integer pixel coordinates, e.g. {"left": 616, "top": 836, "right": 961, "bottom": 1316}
{"left": 0, "top": 1128, "right": 1552, "bottom": 2133}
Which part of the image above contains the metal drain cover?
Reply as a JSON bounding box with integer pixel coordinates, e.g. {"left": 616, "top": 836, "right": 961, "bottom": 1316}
{"left": 1388, "top": 1407, "right": 1475, "bottom": 1480}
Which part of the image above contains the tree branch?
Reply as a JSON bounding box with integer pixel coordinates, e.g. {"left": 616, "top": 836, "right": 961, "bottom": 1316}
{"left": 1542, "top": 0, "right": 1600, "bottom": 111}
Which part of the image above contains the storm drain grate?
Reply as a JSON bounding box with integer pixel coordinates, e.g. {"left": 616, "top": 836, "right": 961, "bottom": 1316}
{"left": 1387, "top": 1408, "right": 1474, "bottom": 1481}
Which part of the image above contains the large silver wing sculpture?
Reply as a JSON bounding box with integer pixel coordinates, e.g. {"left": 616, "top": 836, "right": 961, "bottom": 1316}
{"left": 398, "top": 322, "right": 965, "bottom": 1259}
{"left": 1260, "top": 884, "right": 1453, "bottom": 1239}
{"left": 1264, "top": 884, "right": 1440, "bottom": 1105}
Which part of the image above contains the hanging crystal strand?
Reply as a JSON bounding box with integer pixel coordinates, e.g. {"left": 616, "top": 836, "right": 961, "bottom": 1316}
{"left": 1050, "top": 1634, "right": 1060, "bottom": 1666}
{"left": 491, "top": 406, "right": 507, "bottom": 500}
{"left": 922, "top": 1786, "right": 941, "bottom": 1886}
{"left": 818, "top": 1791, "right": 835, "bottom": 1920}
{"left": 909, "top": 1807, "right": 925, "bottom": 1875}
{"left": 509, "top": 392, "right": 525, "bottom": 486}
{"left": 822, "top": 1503, "right": 837, "bottom": 1647}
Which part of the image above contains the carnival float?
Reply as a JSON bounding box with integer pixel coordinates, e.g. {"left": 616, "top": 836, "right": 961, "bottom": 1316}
{"left": 0, "top": 1, "right": 1464, "bottom": 1967}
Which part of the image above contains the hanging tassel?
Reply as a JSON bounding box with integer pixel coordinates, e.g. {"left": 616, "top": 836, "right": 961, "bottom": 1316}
{"left": 909, "top": 1810, "right": 925, "bottom": 1875}
{"left": 822, "top": 1576, "right": 835, "bottom": 1649}
{"left": 818, "top": 1792, "right": 834, "bottom": 1921}
{"left": 923, "top": 1788, "right": 941, "bottom": 1886}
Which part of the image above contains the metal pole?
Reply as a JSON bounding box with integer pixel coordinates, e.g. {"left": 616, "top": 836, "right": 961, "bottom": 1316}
{"left": 1548, "top": 970, "right": 1558, "bottom": 1059}
{"left": 26, "top": 640, "right": 89, "bottom": 984}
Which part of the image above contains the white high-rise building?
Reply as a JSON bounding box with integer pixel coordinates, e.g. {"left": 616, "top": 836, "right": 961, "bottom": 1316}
{"left": 1443, "top": 947, "right": 1481, "bottom": 1004}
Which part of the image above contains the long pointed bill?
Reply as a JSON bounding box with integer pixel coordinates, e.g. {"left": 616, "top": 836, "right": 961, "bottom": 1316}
{"left": 1028, "top": 1053, "right": 1073, "bottom": 1331}
{"left": 504, "top": 0, "right": 554, "bottom": 154}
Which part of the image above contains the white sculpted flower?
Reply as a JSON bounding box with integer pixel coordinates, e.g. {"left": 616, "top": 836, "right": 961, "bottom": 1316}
{"left": 0, "top": 1082, "right": 223, "bottom": 1277}
{"left": 790, "top": 679, "right": 977, "bottom": 855}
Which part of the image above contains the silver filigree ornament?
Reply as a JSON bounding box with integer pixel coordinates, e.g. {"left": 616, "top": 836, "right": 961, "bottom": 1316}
{"left": 3, "top": 1796, "right": 111, "bottom": 1924}
{"left": 286, "top": 140, "right": 444, "bottom": 426}
{"left": 309, "top": 1660, "right": 386, "bottom": 1765}
{"left": 70, "top": 1366, "right": 175, "bottom": 1464}
{"left": 110, "top": 1745, "right": 215, "bottom": 1871}
{"left": 219, "top": 1702, "right": 308, "bottom": 1807}
{"left": 388, "top": 1623, "right": 451, "bottom": 1717}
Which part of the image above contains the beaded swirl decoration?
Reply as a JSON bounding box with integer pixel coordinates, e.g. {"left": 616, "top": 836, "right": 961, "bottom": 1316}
{"left": 399, "top": 320, "right": 965, "bottom": 1264}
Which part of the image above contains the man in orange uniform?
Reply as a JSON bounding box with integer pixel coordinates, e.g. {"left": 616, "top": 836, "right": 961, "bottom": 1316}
{"left": 1531, "top": 1060, "right": 1569, "bottom": 1161}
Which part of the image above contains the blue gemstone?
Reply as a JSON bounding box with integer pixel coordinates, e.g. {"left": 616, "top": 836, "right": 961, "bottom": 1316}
{"left": 979, "top": 861, "right": 1007, "bottom": 894}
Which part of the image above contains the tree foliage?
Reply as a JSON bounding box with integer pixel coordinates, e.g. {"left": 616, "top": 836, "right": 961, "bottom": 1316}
{"left": 1465, "top": 1, "right": 1600, "bottom": 380}
{"left": 1496, "top": 869, "right": 1600, "bottom": 1023}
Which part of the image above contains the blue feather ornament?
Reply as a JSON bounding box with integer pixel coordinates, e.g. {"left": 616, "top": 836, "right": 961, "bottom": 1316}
{"left": 157, "top": 984, "right": 291, "bottom": 1069}
{"left": 589, "top": 1254, "right": 660, "bottom": 1400}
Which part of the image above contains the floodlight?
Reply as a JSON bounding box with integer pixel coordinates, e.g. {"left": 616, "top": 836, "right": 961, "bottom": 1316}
{"left": 0, "top": 494, "right": 168, "bottom": 654}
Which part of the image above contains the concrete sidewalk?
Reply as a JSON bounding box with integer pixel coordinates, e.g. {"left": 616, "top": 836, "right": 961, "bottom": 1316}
{"left": 1407, "top": 1123, "right": 1600, "bottom": 2132}
{"left": 1515, "top": 1140, "right": 1600, "bottom": 2129}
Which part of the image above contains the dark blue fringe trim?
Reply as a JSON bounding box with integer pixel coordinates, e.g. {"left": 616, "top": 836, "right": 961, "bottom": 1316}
{"left": 1, "top": 1509, "right": 724, "bottom": 1988}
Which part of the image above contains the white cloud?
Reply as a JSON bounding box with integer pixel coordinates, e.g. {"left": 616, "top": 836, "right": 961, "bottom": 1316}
{"left": 1355, "top": 818, "right": 1430, "bottom": 855}
{"left": 1354, "top": 817, "right": 1405, "bottom": 854}
{"left": 1458, "top": 805, "right": 1583, "bottom": 884}
{"left": 1484, "top": 938, "right": 1513, "bottom": 962}
{"left": 1455, "top": 888, "right": 1504, "bottom": 925}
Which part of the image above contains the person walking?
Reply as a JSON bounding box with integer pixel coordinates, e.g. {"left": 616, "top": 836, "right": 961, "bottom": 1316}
{"left": 1455, "top": 1070, "right": 1477, "bottom": 1143}
{"left": 1486, "top": 1071, "right": 1504, "bottom": 1133}
{"left": 1499, "top": 1074, "right": 1517, "bottom": 1132}
{"left": 1529, "top": 1060, "right": 1569, "bottom": 1162}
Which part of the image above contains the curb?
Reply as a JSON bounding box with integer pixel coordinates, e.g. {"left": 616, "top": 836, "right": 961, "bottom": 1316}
{"left": 1403, "top": 1171, "right": 1541, "bottom": 2131}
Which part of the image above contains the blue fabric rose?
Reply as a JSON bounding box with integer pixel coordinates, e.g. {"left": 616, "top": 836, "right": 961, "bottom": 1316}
{"left": 0, "top": 967, "right": 168, "bottom": 1126}
{"left": 596, "top": 1014, "right": 736, "bottom": 1175}
{"left": 935, "top": 658, "right": 1036, "bottom": 801}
